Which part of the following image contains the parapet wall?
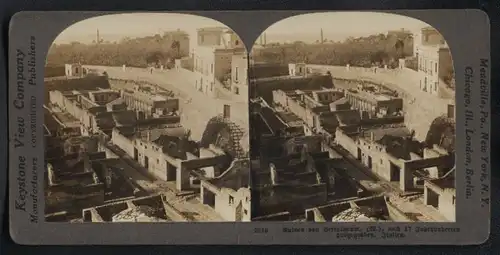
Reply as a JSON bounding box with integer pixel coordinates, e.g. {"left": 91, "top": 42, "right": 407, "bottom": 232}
{"left": 249, "top": 64, "right": 289, "bottom": 79}
{"left": 252, "top": 75, "right": 333, "bottom": 103}
{"left": 45, "top": 75, "right": 110, "bottom": 91}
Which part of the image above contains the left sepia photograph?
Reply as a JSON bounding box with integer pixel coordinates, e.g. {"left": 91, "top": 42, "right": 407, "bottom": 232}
{"left": 43, "top": 13, "right": 251, "bottom": 223}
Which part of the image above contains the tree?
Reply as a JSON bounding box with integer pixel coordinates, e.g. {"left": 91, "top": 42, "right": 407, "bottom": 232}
{"left": 145, "top": 51, "right": 165, "bottom": 66}
{"left": 370, "top": 50, "right": 389, "bottom": 66}
{"left": 171, "top": 40, "right": 181, "bottom": 59}
{"left": 46, "top": 33, "right": 187, "bottom": 68}
{"left": 250, "top": 31, "right": 412, "bottom": 67}
{"left": 394, "top": 39, "right": 405, "bottom": 58}
{"left": 279, "top": 48, "right": 286, "bottom": 64}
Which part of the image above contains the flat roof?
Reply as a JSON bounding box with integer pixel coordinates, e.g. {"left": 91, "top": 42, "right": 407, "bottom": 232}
{"left": 427, "top": 169, "right": 455, "bottom": 190}
{"left": 314, "top": 88, "right": 343, "bottom": 93}
{"left": 258, "top": 107, "right": 287, "bottom": 134}
{"left": 374, "top": 95, "right": 390, "bottom": 101}
{"left": 152, "top": 95, "right": 167, "bottom": 101}
{"left": 276, "top": 111, "right": 302, "bottom": 125}
{"left": 53, "top": 112, "right": 80, "bottom": 128}
{"left": 90, "top": 89, "right": 116, "bottom": 94}
{"left": 428, "top": 178, "right": 455, "bottom": 190}
{"left": 358, "top": 125, "right": 411, "bottom": 141}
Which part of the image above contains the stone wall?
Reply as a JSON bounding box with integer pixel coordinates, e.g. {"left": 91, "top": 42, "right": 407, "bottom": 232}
{"left": 386, "top": 199, "right": 415, "bottom": 222}
{"left": 252, "top": 75, "right": 332, "bottom": 103}
{"left": 213, "top": 187, "right": 251, "bottom": 222}
{"left": 135, "top": 137, "right": 178, "bottom": 182}
{"left": 111, "top": 129, "right": 136, "bottom": 158}
{"left": 45, "top": 75, "right": 110, "bottom": 102}
{"left": 48, "top": 91, "right": 98, "bottom": 134}
{"left": 45, "top": 66, "right": 66, "bottom": 78}
{"left": 255, "top": 184, "right": 328, "bottom": 217}
{"left": 249, "top": 63, "right": 289, "bottom": 79}
{"left": 437, "top": 188, "right": 456, "bottom": 221}
{"left": 82, "top": 194, "right": 185, "bottom": 222}
{"left": 45, "top": 183, "right": 105, "bottom": 217}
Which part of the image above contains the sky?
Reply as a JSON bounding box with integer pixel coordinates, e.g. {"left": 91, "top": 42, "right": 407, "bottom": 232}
{"left": 53, "top": 13, "right": 227, "bottom": 45}
{"left": 53, "top": 12, "right": 432, "bottom": 46}
{"left": 262, "top": 12, "right": 431, "bottom": 43}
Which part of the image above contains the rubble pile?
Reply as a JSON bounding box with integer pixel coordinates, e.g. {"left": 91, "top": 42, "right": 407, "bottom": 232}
{"left": 332, "top": 207, "right": 387, "bottom": 222}
{"left": 112, "top": 205, "right": 168, "bottom": 222}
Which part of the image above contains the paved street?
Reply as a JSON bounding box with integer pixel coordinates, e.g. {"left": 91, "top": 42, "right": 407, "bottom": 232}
{"left": 86, "top": 65, "right": 249, "bottom": 141}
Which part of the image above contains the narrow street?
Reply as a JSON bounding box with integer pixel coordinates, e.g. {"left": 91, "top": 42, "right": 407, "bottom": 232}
{"left": 103, "top": 139, "right": 224, "bottom": 221}
{"left": 328, "top": 144, "right": 448, "bottom": 222}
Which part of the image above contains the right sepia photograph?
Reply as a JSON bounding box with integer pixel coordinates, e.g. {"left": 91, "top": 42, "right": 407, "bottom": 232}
{"left": 249, "top": 12, "right": 456, "bottom": 222}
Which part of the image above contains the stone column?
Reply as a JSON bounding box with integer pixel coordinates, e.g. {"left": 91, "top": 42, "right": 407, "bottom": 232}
{"left": 47, "top": 163, "right": 56, "bottom": 186}
{"left": 399, "top": 163, "right": 413, "bottom": 192}
{"left": 165, "top": 161, "right": 173, "bottom": 182}
{"left": 200, "top": 184, "right": 207, "bottom": 204}
{"left": 423, "top": 186, "right": 429, "bottom": 205}
{"left": 176, "top": 161, "right": 191, "bottom": 191}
